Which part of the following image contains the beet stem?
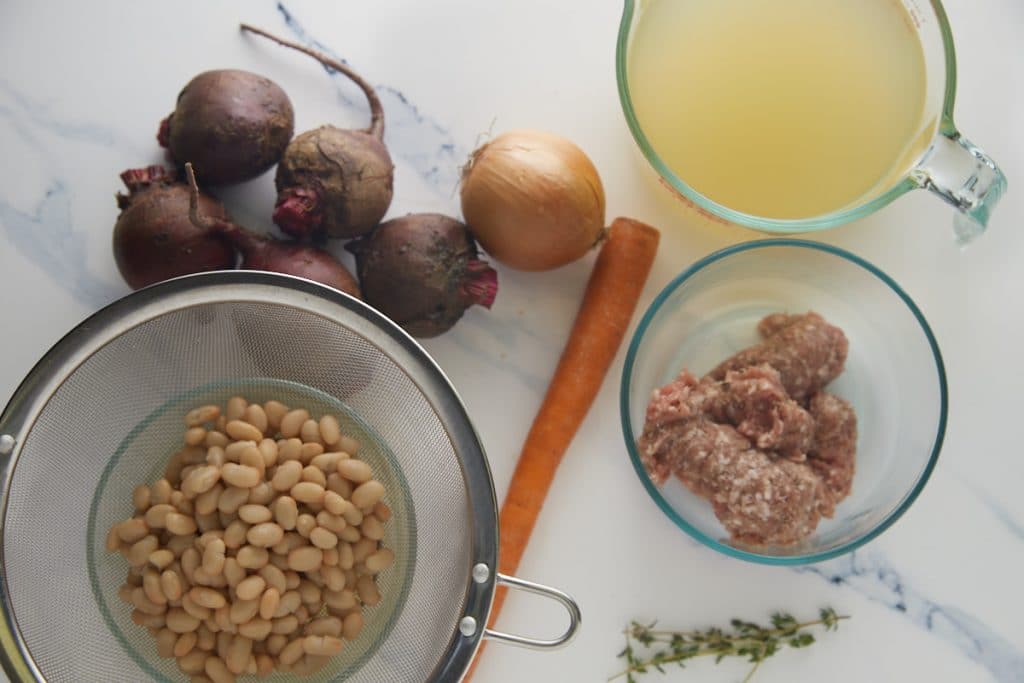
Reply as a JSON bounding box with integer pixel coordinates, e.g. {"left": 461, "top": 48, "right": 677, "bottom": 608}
{"left": 184, "top": 163, "right": 215, "bottom": 232}
{"left": 184, "top": 162, "right": 256, "bottom": 252}
{"left": 121, "top": 165, "right": 170, "bottom": 193}
{"left": 240, "top": 23, "right": 385, "bottom": 140}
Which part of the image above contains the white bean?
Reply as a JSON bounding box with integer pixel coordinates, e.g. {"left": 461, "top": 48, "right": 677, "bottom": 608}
{"left": 186, "top": 405, "right": 221, "bottom": 428}
{"left": 356, "top": 576, "right": 380, "bottom": 607}
{"left": 342, "top": 610, "right": 364, "bottom": 641}
{"left": 290, "top": 482, "right": 325, "bottom": 505}
{"left": 287, "top": 547, "right": 323, "bottom": 573}
{"left": 236, "top": 575, "right": 266, "bottom": 601}
{"left": 365, "top": 548, "right": 395, "bottom": 574}
{"left": 221, "top": 463, "right": 260, "bottom": 489}
{"left": 271, "top": 461, "right": 302, "bottom": 492}
{"left": 310, "top": 527, "right": 339, "bottom": 550}
{"left": 225, "top": 397, "right": 248, "bottom": 421}
{"left": 279, "top": 637, "right": 305, "bottom": 666}
{"left": 263, "top": 401, "right": 288, "bottom": 432}
{"left": 238, "top": 504, "right": 272, "bottom": 525}
{"left": 259, "top": 588, "right": 281, "bottom": 621}
{"left": 303, "top": 635, "right": 344, "bottom": 656}
{"left": 336, "top": 459, "right": 373, "bottom": 484}
{"left": 351, "top": 480, "right": 385, "bottom": 510}
{"left": 243, "top": 404, "right": 268, "bottom": 435}
{"left": 167, "top": 608, "right": 201, "bottom": 634}
{"left": 280, "top": 409, "right": 309, "bottom": 439}
{"left": 204, "top": 655, "right": 236, "bottom": 683}
{"left": 299, "top": 419, "right": 322, "bottom": 445}
{"left": 246, "top": 523, "right": 284, "bottom": 548}
{"left": 319, "top": 415, "right": 341, "bottom": 446}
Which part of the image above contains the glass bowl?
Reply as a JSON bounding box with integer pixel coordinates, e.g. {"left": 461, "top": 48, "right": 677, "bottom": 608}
{"left": 620, "top": 240, "right": 947, "bottom": 564}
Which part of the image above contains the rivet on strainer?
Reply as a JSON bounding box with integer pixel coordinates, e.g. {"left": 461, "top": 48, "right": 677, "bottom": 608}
{"left": 0, "top": 271, "right": 579, "bottom": 682}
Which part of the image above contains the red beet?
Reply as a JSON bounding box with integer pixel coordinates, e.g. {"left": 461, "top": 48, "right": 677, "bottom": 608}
{"left": 184, "top": 164, "right": 360, "bottom": 298}
{"left": 113, "top": 166, "right": 235, "bottom": 289}
{"left": 347, "top": 213, "right": 498, "bottom": 337}
{"left": 241, "top": 24, "right": 394, "bottom": 240}
{"left": 158, "top": 69, "right": 294, "bottom": 185}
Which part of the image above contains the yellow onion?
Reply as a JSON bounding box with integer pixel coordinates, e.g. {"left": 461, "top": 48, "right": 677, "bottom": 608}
{"left": 460, "top": 129, "right": 606, "bottom": 271}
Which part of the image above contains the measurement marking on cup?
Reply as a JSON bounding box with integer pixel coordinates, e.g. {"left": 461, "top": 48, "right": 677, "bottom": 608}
{"left": 0, "top": 435, "right": 14, "bottom": 455}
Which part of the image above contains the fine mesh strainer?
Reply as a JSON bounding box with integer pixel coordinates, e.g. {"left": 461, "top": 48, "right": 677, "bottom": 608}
{"left": 0, "top": 271, "right": 579, "bottom": 682}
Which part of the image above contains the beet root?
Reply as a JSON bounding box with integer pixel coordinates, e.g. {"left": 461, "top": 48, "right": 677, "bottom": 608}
{"left": 113, "top": 166, "right": 235, "bottom": 289}
{"left": 347, "top": 213, "right": 497, "bottom": 337}
{"left": 224, "top": 225, "right": 361, "bottom": 298}
{"left": 274, "top": 126, "right": 394, "bottom": 240}
{"left": 241, "top": 24, "right": 394, "bottom": 240}
{"left": 184, "top": 164, "right": 360, "bottom": 299}
{"left": 159, "top": 69, "right": 294, "bottom": 185}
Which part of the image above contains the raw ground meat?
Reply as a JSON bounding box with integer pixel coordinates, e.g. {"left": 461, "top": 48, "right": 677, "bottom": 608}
{"left": 643, "top": 365, "right": 814, "bottom": 461}
{"left": 639, "top": 416, "right": 750, "bottom": 487}
{"left": 637, "top": 311, "right": 858, "bottom": 547}
{"left": 808, "top": 392, "right": 857, "bottom": 514}
{"left": 709, "top": 312, "right": 849, "bottom": 403}
{"left": 707, "top": 452, "right": 825, "bottom": 547}
{"left": 638, "top": 417, "right": 823, "bottom": 546}
{"left": 706, "top": 365, "right": 815, "bottom": 459}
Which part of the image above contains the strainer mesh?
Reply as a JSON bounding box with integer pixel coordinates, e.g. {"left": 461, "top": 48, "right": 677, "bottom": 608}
{"left": 3, "top": 300, "right": 472, "bottom": 682}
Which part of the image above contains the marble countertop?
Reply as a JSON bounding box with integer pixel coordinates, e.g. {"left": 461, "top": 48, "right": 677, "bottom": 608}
{"left": 1, "top": 1, "right": 1022, "bottom": 681}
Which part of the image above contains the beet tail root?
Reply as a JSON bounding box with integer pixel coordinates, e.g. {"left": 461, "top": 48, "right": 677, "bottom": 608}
{"left": 462, "top": 260, "right": 498, "bottom": 309}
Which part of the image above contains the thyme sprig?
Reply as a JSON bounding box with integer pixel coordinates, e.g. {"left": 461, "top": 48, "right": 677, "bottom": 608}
{"left": 613, "top": 608, "right": 848, "bottom": 682}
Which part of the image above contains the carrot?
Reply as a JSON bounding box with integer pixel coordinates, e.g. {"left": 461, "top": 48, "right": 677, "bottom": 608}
{"left": 467, "top": 216, "right": 659, "bottom": 680}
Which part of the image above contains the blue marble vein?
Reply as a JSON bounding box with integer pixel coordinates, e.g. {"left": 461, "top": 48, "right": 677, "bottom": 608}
{"left": 0, "top": 183, "right": 121, "bottom": 308}
{"left": 799, "top": 551, "right": 1024, "bottom": 683}
{"left": 957, "top": 474, "right": 1024, "bottom": 542}
{"left": 0, "top": 81, "right": 123, "bottom": 308}
{"left": 275, "top": 2, "right": 468, "bottom": 200}
{"left": 0, "top": 80, "right": 117, "bottom": 147}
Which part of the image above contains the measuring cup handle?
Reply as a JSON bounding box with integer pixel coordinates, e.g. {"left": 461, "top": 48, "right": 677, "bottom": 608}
{"left": 912, "top": 127, "right": 1007, "bottom": 243}
{"left": 482, "top": 573, "right": 581, "bottom": 650}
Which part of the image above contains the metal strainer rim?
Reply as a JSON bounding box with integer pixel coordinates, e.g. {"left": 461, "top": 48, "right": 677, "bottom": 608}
{"left": 0, "top": 271, "right": 500, "bottom": 683}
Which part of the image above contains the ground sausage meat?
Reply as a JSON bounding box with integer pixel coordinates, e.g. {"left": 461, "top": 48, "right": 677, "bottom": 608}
{"left": 807, "top": 392, "right": 857, "bottom": 516}
{"left": 709, "top": 311, "right": 848, "bottom": 403}
{"left": 638, "top": 311, "right": 857, "bottom": 547}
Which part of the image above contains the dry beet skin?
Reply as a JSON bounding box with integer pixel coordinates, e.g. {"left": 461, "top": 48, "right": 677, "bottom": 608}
{"left": 158, "top": 69, "right": 294, "bottom": 185}
{"left": 241, "top": 25, "right": 394, "bottom": 240}
{"left": 347, "top": 213, "right": 497, "bottom": 337}
{"left": 112, "top": 166, "right": 234, "bottom": 289}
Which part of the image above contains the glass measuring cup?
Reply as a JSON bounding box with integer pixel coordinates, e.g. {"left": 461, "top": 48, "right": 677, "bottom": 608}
{"left": 616, "top": 0, "right": 1007, "bottom": 242}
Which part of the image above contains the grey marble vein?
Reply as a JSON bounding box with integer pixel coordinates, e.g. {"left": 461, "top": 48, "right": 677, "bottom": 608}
{"left": 0, "top": 80, "right": 117, "bottom": 147}
{"left": 275, "top": 2, "right": 468, "bottom": 199}
{"left": 956, "top": 474, "right": 1024, "bottom": 542}
{"left": 799, "top": 551, "right": 1023, "bottom": 682}
{"left": 0, "top": 182, "right": 122, "bottom": 308}
{"left": 0, "top": 82, "right": 123, "bottom": 308}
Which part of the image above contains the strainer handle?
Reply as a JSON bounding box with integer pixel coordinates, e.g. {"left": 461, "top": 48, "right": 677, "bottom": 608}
{"left": 482, "top": 573, "right": 581, "bottom": 650}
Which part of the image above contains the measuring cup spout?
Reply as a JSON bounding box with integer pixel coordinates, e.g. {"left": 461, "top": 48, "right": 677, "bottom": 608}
{"left": 912, "top": 127, "right": 1007, "bottom": 243}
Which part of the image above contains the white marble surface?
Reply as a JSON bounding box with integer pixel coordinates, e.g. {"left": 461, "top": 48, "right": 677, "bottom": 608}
{"left": 1, "top": 1, "right": 1022, "bottom": 682}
